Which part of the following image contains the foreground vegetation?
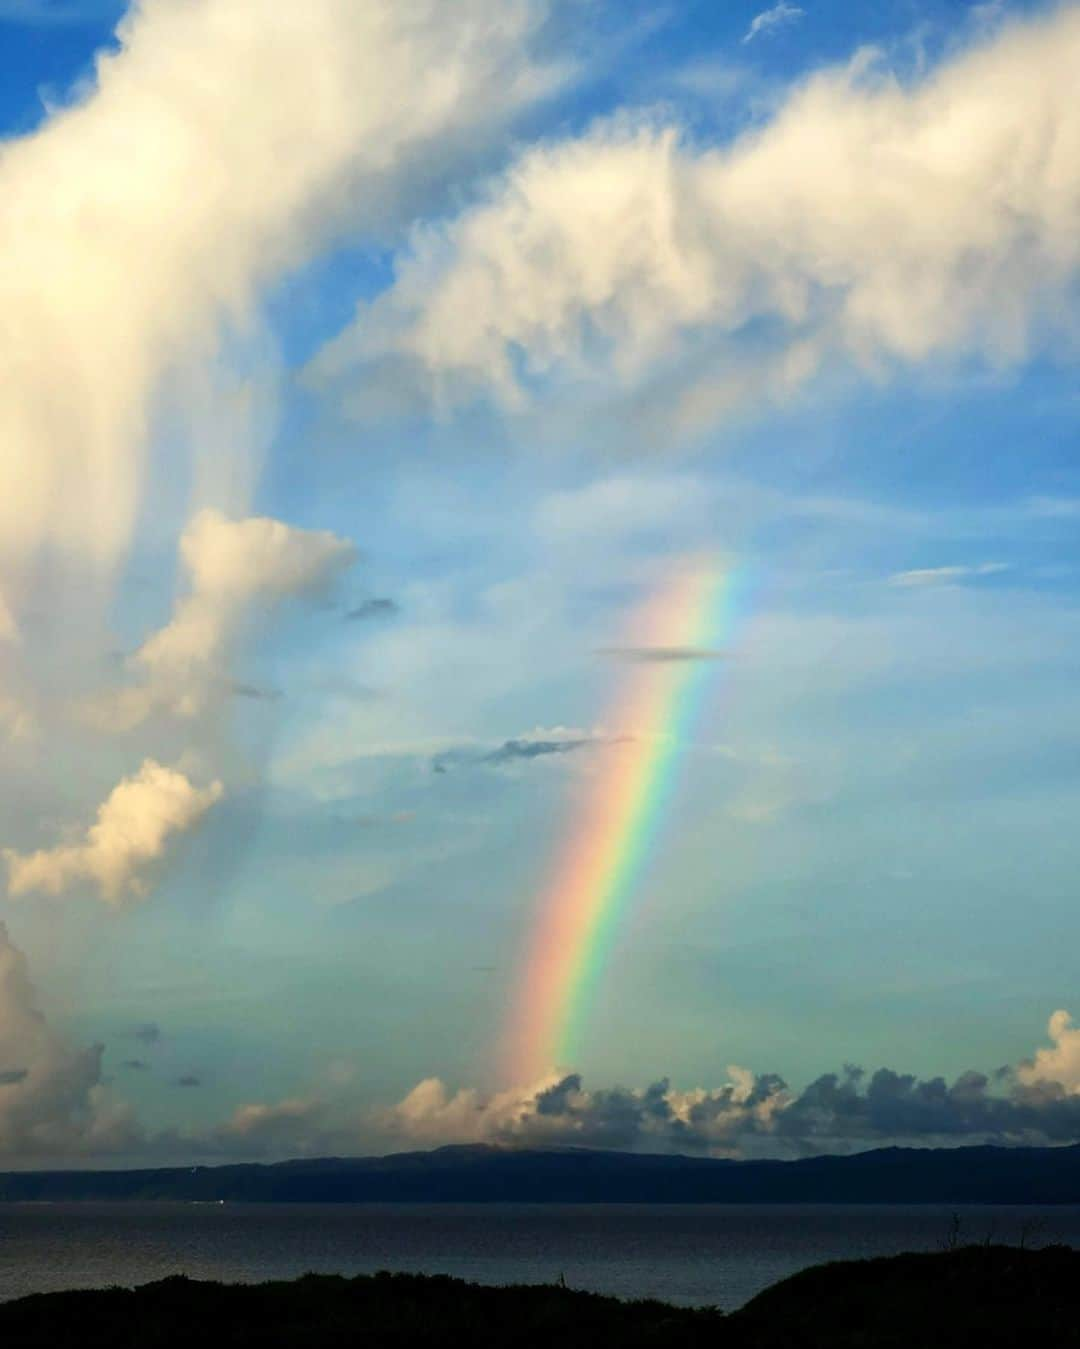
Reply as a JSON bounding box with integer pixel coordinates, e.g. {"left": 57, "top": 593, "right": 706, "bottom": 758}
{"left": 2, "top": 1243, "right": 1080, "bottom": 1346}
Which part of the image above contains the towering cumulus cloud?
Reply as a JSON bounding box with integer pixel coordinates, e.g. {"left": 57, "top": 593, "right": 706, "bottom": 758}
{"left": 315, "top": 6, "right": 1080, "bottom": 431}
{"left": 4, "top": 760, "right": 223, "bottom": 904}
{"left": 1019, "top": 1011, "right": 1080, "bottom": 1093}
{"left": 0, "top": 0, "right": 559, "bottom": 580}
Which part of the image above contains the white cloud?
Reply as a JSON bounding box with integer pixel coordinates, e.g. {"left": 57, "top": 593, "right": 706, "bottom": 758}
{"left": 378, "top": 1074, "right": 568, "bottom": 1145}
{"left": 1018, "top": 1010, "right": 1080, "bottom": 1093}
{"left": 314, "top": 7, "right": 1080, "bottom": 435}
{"left": 3, "top": 759, "right": 223, "bottom": 904}
{"left": 88, "top": 509, "right": 357, "bottom": 729}
{"left": 180, "top": 509, "right": 357, "bottom": 602}
{"left": 139, "top": 509, "right": 356, "bottom": 676}
{"left": 743, "top": 2, "right": 805, "bottom": 45}
{"left": 218, "top": 1098, "right": 327, "bottom": 1149}
{"left": 888, "top": 563, "right": 1009, "bottom": 587}
{"left": 0, "top": 0, "right": 561, "bottom": 581}
{"left": 378, "top": 1069, "right": 789, "bottom": 1153}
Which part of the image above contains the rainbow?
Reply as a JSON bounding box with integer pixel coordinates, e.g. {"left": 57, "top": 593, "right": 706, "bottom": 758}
{"left": 506, "top": 558, "right": 736, "bottom": 1082}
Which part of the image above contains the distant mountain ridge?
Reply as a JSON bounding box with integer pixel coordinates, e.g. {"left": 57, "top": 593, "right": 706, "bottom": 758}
{"left": 2, "top": 1141, "right": 1080, "bottom": 1203}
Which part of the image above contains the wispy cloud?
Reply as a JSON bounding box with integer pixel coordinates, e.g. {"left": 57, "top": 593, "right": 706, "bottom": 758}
{"left": 345, "top": 597, "right": 400, "bottom": 622}
{"left": 599, "top": 645, "right": 727, "bottom": 663}
{"left": 888, "top": 563, "right": 1009, "bottom": 588}
{"left": 225, "top": 680, "right": 283, "bottom": 703}
{"left": 742, "top": 2, "right": 805, "bottom": 45}
{"left": 432, "top": 728, "right": 603, "bottom": 774}
{"left": 1026, "top": 496, "right": 1080, "bottom": 520}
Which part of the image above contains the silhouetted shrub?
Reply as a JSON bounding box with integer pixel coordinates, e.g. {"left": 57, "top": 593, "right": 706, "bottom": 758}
{"left": 3, "top": 1244, "right": 1080, "bottom": 1347}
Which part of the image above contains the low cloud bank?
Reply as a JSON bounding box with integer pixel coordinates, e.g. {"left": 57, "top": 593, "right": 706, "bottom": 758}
{"left": 197, "top": 1021, "right": 1080, "bottom": 1161}
{"left": 381, "top": 1015, "right": 1080, "bottom": 1157}
{"left": 3, "top": 919, "right": 1080, "bottom": 1162}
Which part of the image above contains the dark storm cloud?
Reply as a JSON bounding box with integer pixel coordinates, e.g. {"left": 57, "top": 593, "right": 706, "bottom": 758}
{"left": 700, "top": 1066, "right": 1080, "bottom": 1151}
{"left": 484, "top": 737, "right": 592, "bottom": 766}
{"left": 345, "top": 597, "right": 399, "bottom": 622}
{"left": 526, "top": 1075, "right": 680, "bottom": 1146}
{"left": 133, "top": 1023, "right": 161, "bottom": 1045}
{"left": 771, "top": 1065, "right": 1080, "bottom": 1149}
{"left": 432, "top": 736, "right": 592, "bottom": 774}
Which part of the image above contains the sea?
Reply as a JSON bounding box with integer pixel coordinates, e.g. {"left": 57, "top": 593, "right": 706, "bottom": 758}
{"left": 0, "top": 1203, "right": 1078, "bottom": 1310}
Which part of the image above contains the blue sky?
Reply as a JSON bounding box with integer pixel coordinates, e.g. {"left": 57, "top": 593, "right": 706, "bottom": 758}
{"left": 0, "top": 0, "right": 1079, "bottom": 1162}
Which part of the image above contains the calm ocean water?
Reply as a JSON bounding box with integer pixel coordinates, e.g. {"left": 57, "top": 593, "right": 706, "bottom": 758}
{"left": 0, "top": 1203, "right": 1076, "bottom": 1310}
